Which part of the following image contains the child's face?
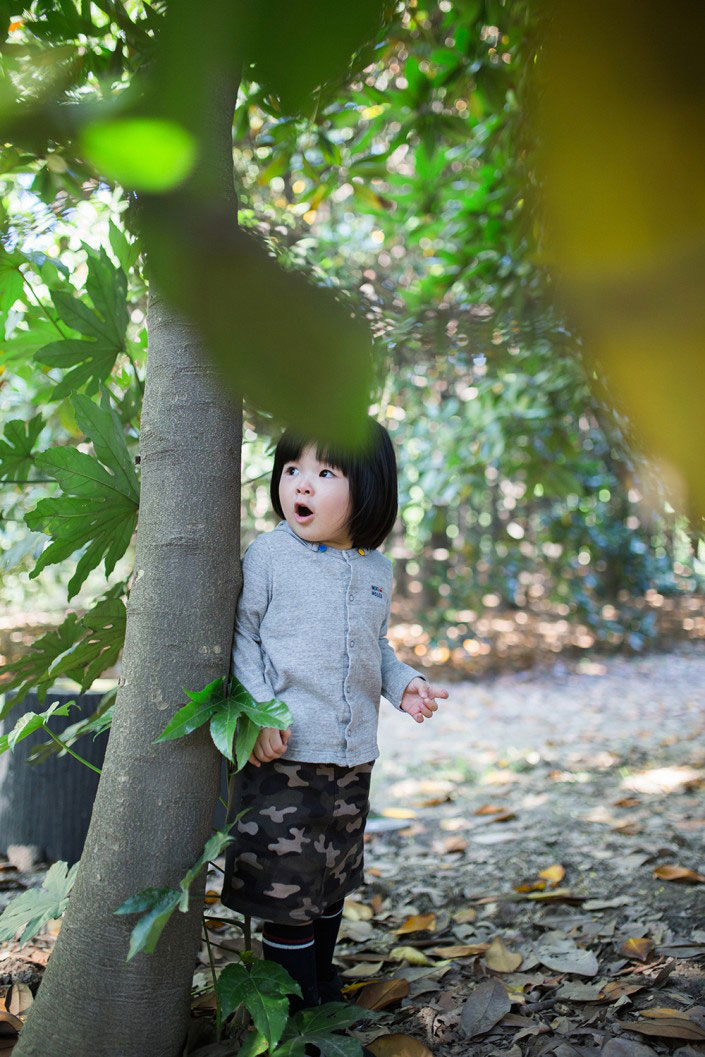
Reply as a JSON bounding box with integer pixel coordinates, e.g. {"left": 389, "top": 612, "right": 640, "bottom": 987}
{"left": 278, "top": 443, "right": 353, "bottom": 549}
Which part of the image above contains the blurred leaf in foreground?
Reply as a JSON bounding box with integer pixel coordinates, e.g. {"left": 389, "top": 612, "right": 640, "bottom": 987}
{"left": 532, "top": 0, "right": 705, "bottom": 520}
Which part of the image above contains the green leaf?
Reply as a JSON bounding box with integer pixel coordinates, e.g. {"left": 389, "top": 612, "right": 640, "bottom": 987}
{"left": 25, "top": 394, "right": 138, "bottom": 598}
{"left": 208, "top": 691, "right": 245, "bottom": 764}
{"left": 0, "top": 591, "right": 125, "bottom": 712}
{"left": 0, "top": 246, "right": 24, "bottom": 325}
{"left": 278, "top": 1003, "right": 368, "bottom": 1057}
{"left": 0, "top": 414, "right": 44, "bottom": 482}
{"left": 0, "top": 699, "right": 76, "bottom": 754}
{"left": 0, "top": 861, "right": 78, "bottom": 947}
{"left": 178, "top": 828, "right": 234, "bottom": 911}
{"left": 80, "top": 118, "right": 197, "bottom": 191}
{"left": 154, "top": 676, "right": 226, "bottom": 743}
{"left": 208, "top": 676, "right": 292, "bottom": 767}
{"left": 235, "top": 713, "right": 261, "bottom": 772}
{"left": 114, "top": 886, "right": 181, "bottom": 960}
{"left": 217, "top": 960, "right": 301, "bottom": 1050}
{"left": 35, "top": 250, "right": 128, "bottom": 397}
{"left": 46, "top": 597, "right": 126, "bottom": 689}
{"left": 237, "top": 1030, "right": 270, "bottom": 1057}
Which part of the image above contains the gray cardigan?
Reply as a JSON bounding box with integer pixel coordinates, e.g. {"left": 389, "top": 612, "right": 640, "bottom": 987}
{"left": 231, "top": 520, "right": 425, "bottom": 765}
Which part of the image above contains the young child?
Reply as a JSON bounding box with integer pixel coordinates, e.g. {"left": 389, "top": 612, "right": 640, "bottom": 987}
{"left": 221, "top": 418, "right": 448, "bottom": 1014}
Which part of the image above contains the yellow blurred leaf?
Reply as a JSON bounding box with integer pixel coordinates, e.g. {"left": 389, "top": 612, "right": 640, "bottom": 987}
{"left": 430, "top": 944, "right": 488, "bottom": 958}
{"left": 396, "top": 914, "right": 436, "bottom": 935}
{"left": 343, "top": 900, "right": 374, "bottom": 921}
{"left": 484, "top": 937, "right": 522, "bottom": 973}
{"left": 380, "top": 807, "right": 417, "bottom": 820}
{"left": 538, "top": 864, "right": 565, "bottom": 885}
{"left": 653, "top": 865, "right": 705, "bottom": 884}
{"left": 389, "top": 946, "right": 433, "bottom": 966}
{"left": 356, "top": 977, "right": 410, "bottom": 1010}
{"left": 620, "top": 937, "right": 655, "bottom": 962}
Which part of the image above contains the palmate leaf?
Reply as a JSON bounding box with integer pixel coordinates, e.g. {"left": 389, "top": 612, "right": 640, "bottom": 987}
{"left": 25, "top": 393, "right": 138, "bottom": 598}
{"left": 0, "top": 861, "right": 78, "bottom": 947}
{"left": 217, "top": 960, "right": 301, "bottom": 1051}
{"left": 154, "top": 676, "right": 227, "bottom": 743}
{"left": 35, "top": 246, "right": 128, "bottom": 398}
{"left": 114, "top": 828, "right": 235, "bottom": 960}
{"left": 277, "top": 1003, "right": 370, "bottom": 1057}
{"left": 0, "top": 414, "right": 44, "bottom": 482}
{"left": 155, "top": 674, "right": 292, "bottom": 772}
{"left": 0, "top": 590, "right": 126, "bottom": 715}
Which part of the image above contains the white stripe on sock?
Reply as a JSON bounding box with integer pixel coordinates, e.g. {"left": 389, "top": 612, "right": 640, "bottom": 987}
{"left": 262, "top": 937, "right": 315, "bottom": 951}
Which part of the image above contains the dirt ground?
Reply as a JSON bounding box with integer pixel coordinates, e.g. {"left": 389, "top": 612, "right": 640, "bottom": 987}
{"left": 2, "top": 643, "right": 705, "bottom": 1056}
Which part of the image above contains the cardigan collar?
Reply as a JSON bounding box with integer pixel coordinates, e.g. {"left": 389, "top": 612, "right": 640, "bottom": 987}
{"left": 275, "top": 519, "right": 368, "bottom": 558}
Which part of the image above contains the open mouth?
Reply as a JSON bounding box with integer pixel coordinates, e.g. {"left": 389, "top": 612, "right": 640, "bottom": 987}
{"left": 294, "top": 503, "right": 314, "bottom": 523}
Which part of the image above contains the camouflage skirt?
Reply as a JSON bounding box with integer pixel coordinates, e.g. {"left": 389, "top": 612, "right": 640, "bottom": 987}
{"left": 220, "top": 758, "right": 374, "bottom": 925}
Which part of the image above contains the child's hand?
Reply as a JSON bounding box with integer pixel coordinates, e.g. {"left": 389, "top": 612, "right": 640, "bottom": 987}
{"left": 400, "top": 677, "right": 448, "bottom": 723}
{"left": 249, "top": 726, "right": 291, "bottom": 767}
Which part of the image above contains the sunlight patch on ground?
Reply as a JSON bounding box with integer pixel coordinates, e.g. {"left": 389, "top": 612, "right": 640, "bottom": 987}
{"left": 621, "top": 765, "right": 704, "bottom": 795}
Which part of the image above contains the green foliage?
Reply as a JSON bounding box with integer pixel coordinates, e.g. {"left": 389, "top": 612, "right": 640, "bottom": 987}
{"left": 276, "top": 1003, "right": 369, "bottom": 1057}
{"left": 155, "top": 675, "right": 292, "bottom": 771}
{"left": 0, "top": 860, "right": 78, "bottom": 947}
{"left": 25, "top": 393, "right": 139, "bottom": 598}
{"left": 0, "top": 698, "right": 76, "bottom": 753}
{"left": 80, "top": 117, "right": 197, "bottom": 192}
{"left": 113, "top": 829, "right": 234, "bottom": 961}
{"left": 35, "top": 247, "right": 129, "bottom": 398}
{"left": 217, "top": 959, "right": 301, "bottom": 1052}
{"left": 0, "top": 414, "right": 44, "bottom": 482}
{"left": 0, "top": 590, "right": 125, "bottom": 713}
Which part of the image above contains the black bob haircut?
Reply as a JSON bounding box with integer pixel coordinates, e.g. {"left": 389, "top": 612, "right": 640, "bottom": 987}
{"left": 270, "top": 418, "right": 398, "bottom": 551}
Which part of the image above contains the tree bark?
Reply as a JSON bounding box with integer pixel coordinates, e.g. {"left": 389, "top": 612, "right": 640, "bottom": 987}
{"left": 15, "top": 62, "right": 243, "bottom": 1057}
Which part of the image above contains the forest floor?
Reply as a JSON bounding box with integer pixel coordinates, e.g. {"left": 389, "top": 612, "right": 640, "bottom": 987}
{"left": 2, "top": 643, "right": 705, "bottom": 1057}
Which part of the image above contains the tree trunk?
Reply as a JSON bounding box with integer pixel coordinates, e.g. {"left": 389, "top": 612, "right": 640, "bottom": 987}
{"left": 15, "top": 66, "right": 242, "bottom": 1057}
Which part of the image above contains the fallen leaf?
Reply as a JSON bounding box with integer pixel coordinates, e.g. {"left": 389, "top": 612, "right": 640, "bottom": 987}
{"left": 538, "top": 864, "right": 566, "bottom": 885}
{"left": 396, "top": 913, "right": 436, "bottom": 935}
{"left": 370, "top": 895, "right": 384, "bottom": 915}
{"left": 0, "top": 1010, "right": 23, "bottom": 1033}
{"left": 461, "top": 978, "right": 511, "bottom": 1037}
{"left": 343, "top": 900, "right": 374, "bottom": 921}
{"left": 380, "top": 807, "right": 417, "bottom": 820}
{"left": 5, "top": 984, "right": 32, "bottom": 1017}
{"left": 652, "top": 864, "right": 705, "bottom": 884}
{"left": 616, "top": 1014, "right": 705, "bottom": 1040}
{"left": 554, "top": 980, "right": 609, "bottom": 1002}
{"left": 599, "top": 980, "right": 646, "bottom": 1002}
{"left": 453, "top": 908, "right": 477, "bottom": 924}
{"left": 601, "top": 1038, "right": 658, "bottom": 1057}
{"left": 430, "top": 944, "right": 489, "bottom": 958}
{"left": 438, "top": 836, "right": 467, "bottom": 854}
{"left": 612, "top": 797, "right": 642, "bottom": 808}
{"left": 620, "top": 938, "right": 655, "bottom": 962}
{"left": 356, "top": 978, "right": 410, "bottom": 1010}
{"left": 367, "top": 1033, "right": 434, "bottom": 1056}
{"left": 475, "top": 803, "right": 506, "bottom": 815}
{"left": 481, "top": 811, "right": 516, "bottom": 824}
{"left": 526, "top": 888, "right": 582, "bottom": 903}
{"left": 484, "top": 937, "right": 522, "bottom": 973}
{"left": 341, "top": 961, "right": 384, "bottom": 979}
{"left": 389, "top": 947, "right": 433, "bottom": 967}
{"left": 204, "top": 889, "right": 221, "bottom": 905}
{"left": 534, "top": 939, "right": 599, "bottom": 976}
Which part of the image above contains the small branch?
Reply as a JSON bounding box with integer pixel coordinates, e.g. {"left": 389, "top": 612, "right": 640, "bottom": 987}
{"left": 202, "top": 923, "right": 223, "bottom": 1042}
{"left": 17, "top": 267, "right": 67, "bottom": 340}
{"left": 42, "top": 725, "right": 103, "bottom": 775}
{"left": 125, "top": 349, "right": 144, "bottom": 395}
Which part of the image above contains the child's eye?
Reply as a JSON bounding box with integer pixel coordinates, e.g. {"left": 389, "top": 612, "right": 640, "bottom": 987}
{"left": 284, "top": 466, "right": 298, "bottom": 475}
{"left": 320, "top": 469, "right": 335, "bottom": 477}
